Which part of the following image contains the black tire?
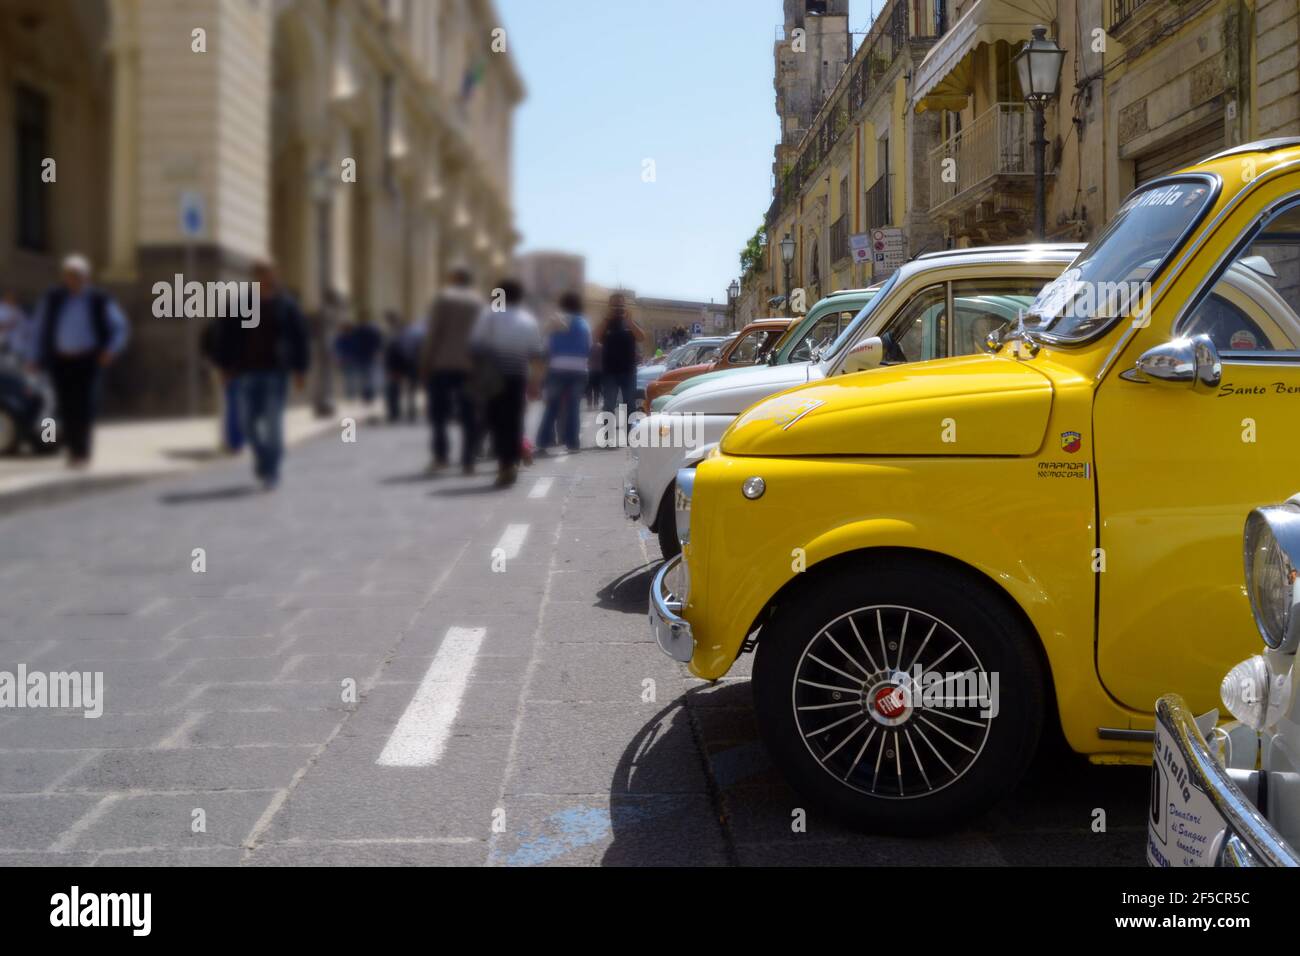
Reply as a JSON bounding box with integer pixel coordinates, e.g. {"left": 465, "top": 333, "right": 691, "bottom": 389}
{"left": 656, "top": 482, "right": 680, "bottom": 559}
{"left": 752, "top": 554, "right": 1045, "bottom": 835}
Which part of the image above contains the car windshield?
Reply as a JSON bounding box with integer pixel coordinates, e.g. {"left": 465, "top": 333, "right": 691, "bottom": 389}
{"left": 817, "top": 273, "right": 900, "bottom": 363}
{"left": 663, "top": 345, "right": 695, "bottom": 370}
{"left": 1024, "top": 178, "right": 1215, "bottom": 342}
{"left": 782, "top": 292, "right": 879, "bottom": 364}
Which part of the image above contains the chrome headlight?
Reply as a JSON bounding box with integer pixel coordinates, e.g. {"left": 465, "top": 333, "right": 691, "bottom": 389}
{"left": 674, "top": 466, "right": 696, "bottom": 548}
{"left": 1244, "top": 495, "right": 1300, "bottom": 652}
{"left": 1220, "top": 654, "right": 1292, "bottom": 732}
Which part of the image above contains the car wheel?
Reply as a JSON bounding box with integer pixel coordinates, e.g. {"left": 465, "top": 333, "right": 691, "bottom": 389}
{"left": 0, "top": 407, "right": 19, "bottom": 455}
{"left": 656, "top": 482, "right": 680, "bottom": 559}
{"left": 752, "top": 555, "right": 1045, "bottom": 834}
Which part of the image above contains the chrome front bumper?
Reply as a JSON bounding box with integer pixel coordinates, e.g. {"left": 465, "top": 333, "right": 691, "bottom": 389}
{"left": 650, "top": 554, "right": 693, "bottom": 663}
{"left": 1148, "top": 694, "right": 1299, "bottom": 867}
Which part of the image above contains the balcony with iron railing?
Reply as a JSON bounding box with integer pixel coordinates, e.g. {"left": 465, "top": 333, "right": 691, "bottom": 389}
{"left": 1111, "top": 0, "right": 1155, "bottom": 28}
{"left": 928, "top": 102, "right": 1043, "bottom": 215}
{"left": 766, "top": 0, "right": 946, "bottom": 229}
{"left": 866, "top": 173, "right": 892, "bottom": 229}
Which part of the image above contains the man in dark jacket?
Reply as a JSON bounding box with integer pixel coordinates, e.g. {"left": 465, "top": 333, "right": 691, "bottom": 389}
{"left": 419, "top": 267, "right": 483, "bottom": 474}
{"left": 214, "top": 259, "right": 309, "bottom": 490}
{"left": 26, "top": 254, "right": 130, "bottom": 467}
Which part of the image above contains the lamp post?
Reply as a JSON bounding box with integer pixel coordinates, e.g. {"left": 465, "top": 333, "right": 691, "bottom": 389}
{"left": 779, "top": 232, "right": 795, "bottom": 311}
{"left": 1014, "top": 25, "right": 1066, "bottom": 241}
{"left": 727, "top": 278, "right": 740, "bottom": 331}
{"left": 310, "top": 160, "right": 336, "bottom": 417}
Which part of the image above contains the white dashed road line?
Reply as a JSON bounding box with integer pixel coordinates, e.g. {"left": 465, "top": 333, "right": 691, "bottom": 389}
{"left": 527, "top": 477, "right": 553, "bottom": 499}
{"left": 376, "top": 626, "right": 487, "bottom": 768}
{"left": 495, "top": 523, "right": 530, "bottom": 559}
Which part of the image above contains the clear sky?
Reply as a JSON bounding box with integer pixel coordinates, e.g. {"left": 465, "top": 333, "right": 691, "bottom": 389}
{"left": 495, "top": 0, "right": 783, "bottom": 304}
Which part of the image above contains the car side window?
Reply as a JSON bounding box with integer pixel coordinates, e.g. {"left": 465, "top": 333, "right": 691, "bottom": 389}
{"left": 727, "top": 331, "right": 764, "bottom": 364}
{"left": 950, "top": 280, "right": 1044, "bottom": 356}
{"left": 1182, "top": 202, "right": 1300, "bottom": 351}
{"left": 881, "top": 285, "right": 947, "bottom": 363}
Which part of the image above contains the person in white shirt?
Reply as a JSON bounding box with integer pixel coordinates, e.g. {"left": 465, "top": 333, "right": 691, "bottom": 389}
{"left": 470, "top": 278, "right": 544, "bottom": 487}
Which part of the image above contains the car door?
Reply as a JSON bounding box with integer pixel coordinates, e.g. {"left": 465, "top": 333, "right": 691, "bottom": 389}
{"left": 1094, "top": 182, "right": 1300, "bottom": 715}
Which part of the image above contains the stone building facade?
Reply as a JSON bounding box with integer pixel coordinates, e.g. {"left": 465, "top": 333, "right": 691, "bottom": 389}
{"left": 751, "top": 0, "right": 1300, "bottom": 312}
{"left": 0, "top": 0, "right": 522, "bottom": 416}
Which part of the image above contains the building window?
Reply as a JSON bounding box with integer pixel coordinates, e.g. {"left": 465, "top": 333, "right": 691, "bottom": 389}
{"left": 14, "top": 84, "right": 50, "bottom": 253}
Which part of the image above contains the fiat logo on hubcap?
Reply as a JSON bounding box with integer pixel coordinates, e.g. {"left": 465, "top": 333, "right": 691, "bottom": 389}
{"left": 874, "top": 685, "right": 907, "bottom": 719}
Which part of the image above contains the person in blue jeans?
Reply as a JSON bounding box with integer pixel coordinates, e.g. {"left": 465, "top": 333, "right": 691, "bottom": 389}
{"left": 536, "top": 292, "right": 591, "bottom": 453}
{"left": 213, "top": 260, "right": 309, "bottom": 490}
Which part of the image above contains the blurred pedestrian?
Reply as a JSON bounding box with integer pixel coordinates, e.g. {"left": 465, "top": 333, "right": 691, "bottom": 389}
{"left": 0, "top": 290, "right": 26, "bottom": 358}
{"left": 25, "top": 254, "right": 130, "bottom": 468}
{"left": 213, "top": 259, "right": 309, "bottom": 490}
{"left": 587, "top": 338, "right": 603, "bottom": 409}
{"left": 420, "top": 266, "right": 483, "bottom": 474}
{"left": 535, "top": 291, "right": 590, "bottom": 454}
{"left": 470, "top": 278, "right": 543, "bottom": 487}
{"left": 201, "top": 316, "right": 242, "bottom": 453}
{"left": 597, "top": 293, "right": 644, "bottom": 423}
{"left": 383, "top": 311, "right": 421, "bottom": 423}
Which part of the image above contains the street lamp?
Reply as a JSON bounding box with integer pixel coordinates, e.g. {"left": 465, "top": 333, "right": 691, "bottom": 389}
{"left": 727, "top": 278, "right": 740, "bottom": 331}
{"left": 779, "top": 232, "right": 796, "bottom": 309}
{"left": 1014, "top": 25, "right": 1065, "bottom": 241}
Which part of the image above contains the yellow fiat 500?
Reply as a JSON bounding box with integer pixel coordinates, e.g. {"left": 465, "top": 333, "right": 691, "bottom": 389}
{"left": 651, "top": 138, "right": 1300, "bottom": 833}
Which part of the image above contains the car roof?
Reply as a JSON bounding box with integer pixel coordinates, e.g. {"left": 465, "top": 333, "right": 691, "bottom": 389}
{"left": 1202, "top": 137, "right": 1300, "bottom": 163}
{"left": 914, "top": 243, "right": 1085, "bottom": 261}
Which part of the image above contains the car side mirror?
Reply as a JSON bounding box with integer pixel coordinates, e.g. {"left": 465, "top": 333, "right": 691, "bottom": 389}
{"left": 841, "top": 336, "right": 885, "bottom": 375}
{"left": 1120, "top": 333, "right": 1221, "bottom": 388}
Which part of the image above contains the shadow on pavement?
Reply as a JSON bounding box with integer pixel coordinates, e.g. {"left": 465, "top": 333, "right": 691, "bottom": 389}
{"left": 159, "top": 484, "right": 260, "bottom": 505}
{"left": 602, "top": 678, "right": 1150, "bottom": 866}
{"left": 594, "top": 562, "right": 658, "bottom": 614}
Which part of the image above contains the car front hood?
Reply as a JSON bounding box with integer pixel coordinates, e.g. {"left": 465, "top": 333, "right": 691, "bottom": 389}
{"left": 720, "top": 354, "right": 1055, "bottom": 457}
{"left": 662, "top": 362, "right": 815, "bottom": 415}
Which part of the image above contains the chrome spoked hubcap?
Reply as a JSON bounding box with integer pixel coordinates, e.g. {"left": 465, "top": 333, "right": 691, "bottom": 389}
{"left": 791, "top": 605, "right": 993, "bottom": 799}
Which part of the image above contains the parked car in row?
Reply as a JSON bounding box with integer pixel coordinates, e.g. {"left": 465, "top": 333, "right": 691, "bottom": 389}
{"left": 626, "top": 245, "right": 1084, "bottom": 557}
{"left": 648, "top": 287, "right": 877, "bottom": 412}
{"left": 635, "top": 336, "right": 728, "bottom": 402}
{"left": 642, "top": 318, "right": 790, "bottom": 410}
{"left": 652, "top": 138, "right": 1300, "bottom": 833}
{"left": 1148, "top": 494, "right": 1300, "bottom": 867}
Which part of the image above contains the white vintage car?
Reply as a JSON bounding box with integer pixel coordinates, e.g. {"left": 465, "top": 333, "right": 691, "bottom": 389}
{"left": 1149, "top": 495, "right": 1300, "bottom": 867}
{"left": 623, "top": 244, "right": 1086, "bottom": 557}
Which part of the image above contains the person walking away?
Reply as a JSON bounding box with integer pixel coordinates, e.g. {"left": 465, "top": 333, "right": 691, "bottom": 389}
{"left": 586, "top": 338, "right": 603, "bottom": 409}
{"left": 470, "top": 278, "right": 543, "bottom": 487}
{"left": 350, "top": 318, "right": 383, "bottom": 405}
{"left": 25, "top": 255, "right": 129, "bottom": 468}
{"left": 0, "top": 291, "right": 27, "bottom": 359}
{"left": 383, "top": 312, "right": 413, "bottom": 424}
{"left": 420, "top": 267, "right": 483, "bottom": 474}
{"left": 535, "top": 291, "right": 591, "bottom": 453}
{"left": 214, "top": 260, "right": 309, "bottom": 490}
{"left": 597, "top": 293, "right": 643, "bottom": 427}
{"left": 201, "top": 316, "right": 243, "bottom": 453}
